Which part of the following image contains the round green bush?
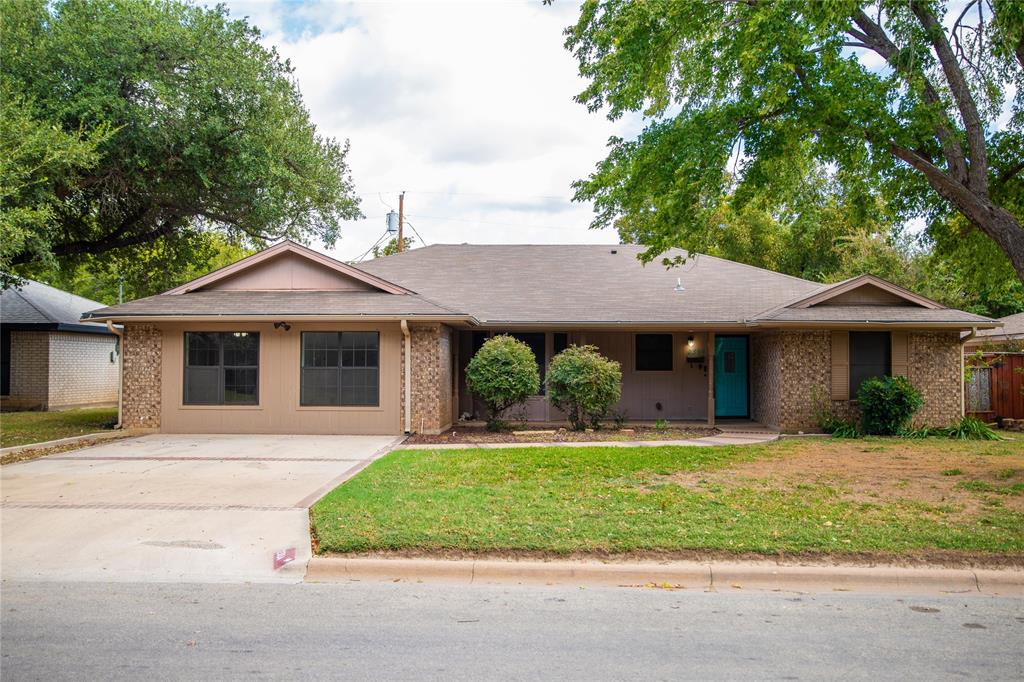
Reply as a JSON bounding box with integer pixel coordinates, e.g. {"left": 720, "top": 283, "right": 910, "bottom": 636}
{"left": 856, "top": 375, "right": 923, "bottom": 435}
{"left": 546, "top": 345, "right": 622, "bottom": 430}
{"left": 465, "top": 335, "right": 540, "bottom": 430}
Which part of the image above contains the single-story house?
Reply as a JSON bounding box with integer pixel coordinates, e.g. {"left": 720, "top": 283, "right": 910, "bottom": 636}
{"left": 1, "top": 278, "right": 119, "bottom": 411}
{"left": 81, "top": 240, "right": 999, "bottom": 434}
{"left": 964, "top": 312, "right": 1023, "bottom": 422}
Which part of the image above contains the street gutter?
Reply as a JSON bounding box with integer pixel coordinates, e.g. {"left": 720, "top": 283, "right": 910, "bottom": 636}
{"left": 306, "top": 557, "right": 1024, "bottom": 596}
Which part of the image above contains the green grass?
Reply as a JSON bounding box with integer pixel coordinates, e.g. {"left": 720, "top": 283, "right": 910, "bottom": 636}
{"left": 0, "top": 408, "right": 118, "bottom": 448}
{"left": 311, "top": 438, "right": 1024, "bottom": 557}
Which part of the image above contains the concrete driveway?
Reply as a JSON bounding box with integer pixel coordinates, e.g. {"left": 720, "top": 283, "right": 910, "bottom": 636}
{"left": 1, "top": 434, "right": 401, "bottom": 583}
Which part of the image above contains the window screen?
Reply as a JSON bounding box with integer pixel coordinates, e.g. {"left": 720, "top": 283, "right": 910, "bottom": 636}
{"left": 511, "top": 332, "right": 547, "bottom": 395}
{"left": 636, "top": 334, "right": 673, "bottom": 371}
{"left": 849, "top": 331, "right": 890, "bottom": 398}
{"left": 301, "top": 332, "right": 379, "bottom": 406}
{"left": 966, "top": 367, "right": 992, "bottom": 412}
{"left": 184, "top": 332, "right": 259, "bottom": 405}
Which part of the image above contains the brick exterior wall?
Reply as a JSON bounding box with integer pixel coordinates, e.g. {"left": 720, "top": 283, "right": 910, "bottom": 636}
{"left": 400, "top": 323, "right": 454, "bottom": 434}
{"left": 907, "top": 331, "right": 962, "bottom": 427}
{"left": 753, "top": 330, "right": 962, "bottom": 432}
{"left": 7, "top": 331, "right": 50, "bottom": 409}
{"left": 47, "top": 332, "right": 118, "bottom": 409}
{"left": 750, "top": 333, "right": 780, "bottom": 429}
{"left": 121, "top": 324, "right": 162, "bottom": 428}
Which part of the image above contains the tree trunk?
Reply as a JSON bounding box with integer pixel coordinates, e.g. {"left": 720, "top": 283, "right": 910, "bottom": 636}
{"left": 947, "top": 191, "right": 1024, "bottom": 283}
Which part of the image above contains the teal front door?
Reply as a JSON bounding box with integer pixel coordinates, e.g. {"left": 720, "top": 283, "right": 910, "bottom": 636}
{"left": 715, "top": 335, "right": 749, "bottom": 418}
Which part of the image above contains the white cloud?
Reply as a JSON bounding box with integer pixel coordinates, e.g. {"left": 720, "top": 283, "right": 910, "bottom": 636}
{"left": 218, "top": 0, "right": 630, "bottom": 261}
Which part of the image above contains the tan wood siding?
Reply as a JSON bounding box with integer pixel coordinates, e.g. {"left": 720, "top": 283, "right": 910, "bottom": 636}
{"left": 830, "top": 331, "right": 849, "bottom": 401}
{"left": 891, "top": 331, "right": 909, "bottom": 377}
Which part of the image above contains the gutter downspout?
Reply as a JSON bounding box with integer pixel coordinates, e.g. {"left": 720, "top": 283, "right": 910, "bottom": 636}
{"left": 401, "top": 319, "right": 412, "bottom": 434}
{"left": 106, "top": 321, "right": 123, "bottom": 429}
{"left": 960, "top": 326, "right": 978, "bottom": 417}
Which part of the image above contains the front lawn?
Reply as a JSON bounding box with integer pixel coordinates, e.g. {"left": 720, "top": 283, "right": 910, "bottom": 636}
{"left": 311, "top": 437, "right": 1024, "bottom": 561}
{"left": 0, "top": 407, "right": 118, "bottom": 448}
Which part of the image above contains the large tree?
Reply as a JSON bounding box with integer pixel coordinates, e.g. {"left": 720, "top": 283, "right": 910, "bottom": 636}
{"left": 563, "top": 0, "right": 1024, "bottom": 281}
{"left": 1, "top": 0, "right": 361, "bottom": 278}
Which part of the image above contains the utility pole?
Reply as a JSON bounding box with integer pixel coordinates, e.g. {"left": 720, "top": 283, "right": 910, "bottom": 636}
{"left": 397, "top": 191, "right": 405, "bottom": 252}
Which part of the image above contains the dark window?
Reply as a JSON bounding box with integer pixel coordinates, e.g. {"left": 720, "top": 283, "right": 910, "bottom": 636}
{"left": 184, "top": 332, "right": 259, "bottom": 405}
{"left": 511, "top": 332, "right": 546, "bottom": 395}
{"left": 301, "top": 332, "right": 379, "bottom": 406}
{"left": 1, "top": 328, "right": 10, "bottom": 396}
{"left": 849, "top": 331, "right": 890, "bottom": 398}
{"left": 636, "top": 334, "right": 673, "bottom": 371}
{"left": 553, "top": 333, "right": 569, "bottom": 356}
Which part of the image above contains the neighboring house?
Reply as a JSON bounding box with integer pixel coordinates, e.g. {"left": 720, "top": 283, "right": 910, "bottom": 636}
{"left": 963, "top": 312, "right": 1024, "bottom": 422}
{"left": 82, "top": 241, "right": 998, "bottom": 434}
{"left": 1, "top": 278, "right": 119, "bottom": 411}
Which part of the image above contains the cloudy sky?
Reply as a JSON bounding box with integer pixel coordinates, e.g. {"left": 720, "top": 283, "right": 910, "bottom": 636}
{"left": 217, "top": 0, "right": 638, "bottom": 261}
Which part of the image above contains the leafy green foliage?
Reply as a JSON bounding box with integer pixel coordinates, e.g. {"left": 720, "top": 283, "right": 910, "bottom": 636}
{"left": 857, "top": 376, "right": 923, "bottom": 436}
{"left": 465, "top": 335, "right": 540, "bottom": 431}
{"left": 1, "top": 0, "right": 361, "bottom": 283}
{"left": 564, "top": 0, "right": 1024, "bottom": 282}
{"left": 371, "top": 237, "right": 415, "bottom": 259}
{"left": 546, "top": 345, "right": 622, "bottom": 430}
{"left": 945, "top": 416, "right": 1003, "bottom": 441}
{"left": 16, "top": 231, "right": 253, "bottom": 304}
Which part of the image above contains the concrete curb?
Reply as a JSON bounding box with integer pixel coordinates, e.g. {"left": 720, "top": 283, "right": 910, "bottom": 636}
{"left": 399, "top": 433, "right": 778, "bottom": 450}
{"left": 0, "top": 430, "right": 143, "bottom": 458}
{"left": 306, "top": 557, "right": 1024, "bottom": 596}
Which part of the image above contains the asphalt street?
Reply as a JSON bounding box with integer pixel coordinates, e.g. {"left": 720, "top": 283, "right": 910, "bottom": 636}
{"left": 2, "top": 580, "right": 1021, "bottom": 681}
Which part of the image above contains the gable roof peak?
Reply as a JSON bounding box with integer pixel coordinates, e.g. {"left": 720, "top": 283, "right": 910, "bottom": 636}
{"left": 163, "top": 240, "right": 413, "bottom": 295}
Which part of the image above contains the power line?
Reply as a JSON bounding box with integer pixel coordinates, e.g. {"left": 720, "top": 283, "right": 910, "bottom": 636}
{"left": 403, "top": 218, "right": 427, "bottom": 247}
{"left": 353, "top": 229, "right": 391, "bottom": 262}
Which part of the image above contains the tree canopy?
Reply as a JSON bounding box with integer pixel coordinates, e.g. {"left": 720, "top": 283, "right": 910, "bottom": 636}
{"left": 563, "top": 0, "right": 1024, "bottom": 285}
{"left": 1, "top": 0, "right": 361, "bottom": 284}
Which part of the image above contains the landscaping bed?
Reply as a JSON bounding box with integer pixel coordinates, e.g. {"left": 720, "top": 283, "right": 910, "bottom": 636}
{"left": 406, "top": 424, "right": 719, "bottom": 444}
{"left": 0, "top": 407, "right": 118, "bottom": 449}
{"left": 311, "top": 437, "right": 1024, "bottom": 564}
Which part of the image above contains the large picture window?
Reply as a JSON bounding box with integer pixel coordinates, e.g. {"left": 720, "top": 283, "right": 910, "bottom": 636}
{"left": 636, "top": 334, "right": 673, "bottom": 371}
{"left": 849, "top": 331, "right": 890, "bottom": 398}
{"left": 511, "top": 332, "right": 547, "bottom": 395}
{"left": 184, "top": 332, "right": 259, "bottom": 405}
{"left": 301, "top": 332, "right": 379, "bottom": 406}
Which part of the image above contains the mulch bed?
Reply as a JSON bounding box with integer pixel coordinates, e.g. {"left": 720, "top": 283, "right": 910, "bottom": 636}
{"left": 406, "top": 425, "right": 719, "bottom": 445}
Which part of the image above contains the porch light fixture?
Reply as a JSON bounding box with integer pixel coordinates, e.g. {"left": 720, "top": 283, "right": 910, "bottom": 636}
{"left": 273, "top": 321, "right": 291, "bottom": 331}
{"left": 687, "top": 336, "right": 695, "bottom": 346}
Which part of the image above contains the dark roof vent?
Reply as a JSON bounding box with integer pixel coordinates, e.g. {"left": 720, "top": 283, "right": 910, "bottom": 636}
{"left": 610, "top": 249, "right": 618, "bottom": 254}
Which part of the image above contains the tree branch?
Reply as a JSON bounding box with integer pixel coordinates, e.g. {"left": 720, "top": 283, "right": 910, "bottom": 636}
{"left": 850, "top": 9, "right": 969, "bottom": 185}
{"left": 910, "top": 0, "right": 989, "bottom": 196}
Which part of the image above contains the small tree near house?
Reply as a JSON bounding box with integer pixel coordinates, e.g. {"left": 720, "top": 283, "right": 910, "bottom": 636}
{"left": 465, "top": 335, "right": 540, "bottom": 431}
{"left": 546, "top": 345, "right": 622, "bottom": 430}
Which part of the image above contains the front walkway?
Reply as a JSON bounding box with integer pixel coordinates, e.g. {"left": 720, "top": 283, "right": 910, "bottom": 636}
{"left": 1, "top": 434, "right": 401, "bottom": 583}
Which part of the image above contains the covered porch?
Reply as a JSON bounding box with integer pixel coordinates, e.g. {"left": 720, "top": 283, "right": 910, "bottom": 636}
{"left": 454, "top": 328, "right": 760, "bottom": 428}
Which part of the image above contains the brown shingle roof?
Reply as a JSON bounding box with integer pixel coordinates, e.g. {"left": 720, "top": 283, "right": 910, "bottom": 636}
{"left": 753, "top": 305, "right": 993, "bottom": 325}
{"left": 974, "top": 312, "right": 1024, "bottom": 339}
{"left": 83, "top": 291, "right": 463, "bottom": 320}
{"left": 358, "top": 244, "right": 825, "bottom": 323}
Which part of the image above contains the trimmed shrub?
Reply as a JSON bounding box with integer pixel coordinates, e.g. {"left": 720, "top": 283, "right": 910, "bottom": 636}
{"left": 546, "top": 345, "right": 622, "bottom": 430}
{"left": 465, "top": 335, "right": 540, "bottom": 431}
{"left": 856, "top": 375, "right": 922, "bottom": 435}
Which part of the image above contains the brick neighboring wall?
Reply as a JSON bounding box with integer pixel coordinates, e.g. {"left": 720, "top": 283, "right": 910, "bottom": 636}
{"left": 47, "top": 332, "right": 118, "bottom": 408}
{"left": 908, "top": 331, "right": 961, "bottom": 427}
{"left": 8, "top": 331, "right": 50, "bottom": 408}
{"left": 755, "top": 329, "right": 963, "bottom": 432}
{"left": 122, "top": 324, "right": 162, "bottom": 428}
{"left": 401, "top": 323, "right": 453, "bottom": 434}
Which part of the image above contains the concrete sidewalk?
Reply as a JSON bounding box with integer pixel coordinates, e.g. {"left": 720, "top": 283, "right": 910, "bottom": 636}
{"left": 307, "top": 556, "right": 1024, "bottom": 596}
